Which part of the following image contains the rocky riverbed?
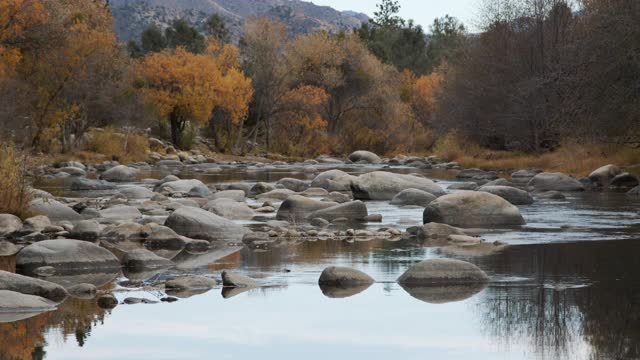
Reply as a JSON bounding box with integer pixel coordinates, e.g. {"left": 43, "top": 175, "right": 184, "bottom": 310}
{"left": 1, "top": 150, "right": 639, "bottom": 360}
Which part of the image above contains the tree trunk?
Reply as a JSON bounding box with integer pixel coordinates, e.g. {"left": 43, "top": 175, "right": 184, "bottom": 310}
{"left": 170, "top": 109, "right": 181, "bottom": 147}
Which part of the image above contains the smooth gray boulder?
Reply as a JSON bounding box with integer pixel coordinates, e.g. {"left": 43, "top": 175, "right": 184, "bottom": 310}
{"left": 0, "top": 214, "right": 22, "bottom": 236}
{"left": 165, "top": 276, "right": 218, "bottom": 290}
{"left": 318, "top": 266, "right": 374, "bottom": 286}
{"left": 478, "top": 185, "right": 534, "bottom": 205}
{"left": 29, "top": 198, "right": 82, "bottom": 222}
{"left": 143, "top": 224, "right": 186, "bottom": 250}
{"left": 119, "top": 186, "right": 155, "bottom": 199}
{"left": 211, "top": 190, "right": 245, "bottom": 201}
{"left": 0, "top": 240, "right": 20, "bottom": 256}
{"left": 204, "top": 198, "right": 254, "bottom": 220}
{"left": 69, "top": 220, "right": 100, "bottom": 241}
{"left": 249, "top": 182, "right": 276, "bottom": 196}
{"left": 308, "top": 201, "right": 368, "bottom": 222}
{"left": 609, "top": 173, "right": 639, "bottom": 191}
{"left": 71, "top": 177, "right": 116, "bottom": 191}
{"left": 418, "top": 223, "right": 466, "bottom": 240}
{"left": 0, "top": 271, "right": 67, "bottom": 302}
{"left": 67, "top": 283, "right": 97, "bottom": 299}
{"left": 397, "top": 258, "right": 489, "bottom": 285}
{"left": 277, "top": 178, "right": 308, "bottom": 192}
{"left": 351, "top": 171, "right": 445, "bottom": 200}
{"left": 0, "top": 290, "right": 57, "bottom": 319}
{"left": 155, "top": 179, "right": 207, "bottom": 194}
{"left": 348, "top": 150, "right": 382, "bottom": 164}
{"left": 221, "top": 271, "right": 259, "bottom": 288}
{"left": 58, "top": 167, "right": 86, "bottom": 177}
{"left": 448, "top": 182, "right": 478, "bottom": 190}
{"left": 527, "top": 172, "right": 584, "bottom": 192}
{"left": 276, "top": 195, "right": 337, "bottom": 222}
{"left": 390, "top": 188, "right": 437, "bottom": 207}
{"left": 423, "top": 192, "right": 525, "bottom": 227}
{"left": 589, "top": 164, "right": 623, "bottom": 187}
{"left": 100, "top": 205, "right": 142, "bottom": 222}
{"left": 164, "top": 206, "right": 249, "bottom": 242}
{"left": 256, "top": 189, "right": 296, "bottom": 201}
{"left": 483, "top": 178, "right": 517, "bottom": 187}
{"left": 16, "top": 239, "right": 121, "bottom": 274}
{"left": 311, "top": 170, "right": 350, "bottom": 188}
{"left": 123, "top": 249, "right": 174, "bottom": 270}
{"left": 101, "top": 165, "right": 139, "bottom": 182}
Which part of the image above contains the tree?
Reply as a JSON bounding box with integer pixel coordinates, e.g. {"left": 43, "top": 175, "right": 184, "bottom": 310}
{"left": 427, "top": 15, "right": 467, "bottom": 70}
{"left": 205, "top": 14, "right": 230, "bottom": 44}
{"left": 165, "top": 19, "right": 206, "bottom": 54}
{"left": 140, "top": 24, "right": 167, "bottom": 54}
{"left": 372, "top": 0, "right": 404, "bottom": 27}
{"left": 0, "top": 0, "right": 47, "bottom": 78}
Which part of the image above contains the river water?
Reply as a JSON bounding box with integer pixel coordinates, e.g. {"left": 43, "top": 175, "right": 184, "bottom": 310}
{"left": 2, "top": 164, "right": 639, "bottom": 360}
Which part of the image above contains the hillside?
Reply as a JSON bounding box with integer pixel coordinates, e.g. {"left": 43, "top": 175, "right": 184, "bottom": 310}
{"left": 109, "top": 0, "right": 369, "bottom": 43}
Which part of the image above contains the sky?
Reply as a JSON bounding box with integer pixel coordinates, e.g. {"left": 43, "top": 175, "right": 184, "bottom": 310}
{"left": 311, "top": 0, "right": 482, "bottom": 32}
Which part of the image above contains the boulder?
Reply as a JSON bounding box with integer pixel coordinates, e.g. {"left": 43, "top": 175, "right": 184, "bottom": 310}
{"left": 67, "top": 283, "right": 97, "bottom": 299}
{"left": 390, "top": 188, "right": 437, "bottom": 207}
{"left": 19, "top": 215, "right": 56, "bottom": 234}
{"left": 0, "top": 240, "right": 20, "bottom": 256}
{"left": 448, "top": 182, "right": 478, "bottom": 191}
{"left": 300, "top": 188, "right": 329, "bottom": 197}
{"left": 97, "top": 294, "right": 118, "bottom": 309}
{"left": 69, "top": 220, "right": 101, "bottom": 241}
{"left": 308, "top": 201, "right": 368, "bottom": 222}
{"left": 456, "top": 168, "right": 498, "bottom": 180}
{"left": 418, "top": 223, "right": 466, "bottom": 239}
{"left": 16, "top": 239, "right": 121, "bottom": 274}
{"left": 155, "top": 179, "right": 208, "bottom": 194}
{"left": 165, "top": 276, "right": 218, "bottom": 290}
{"left": 397, "top": 258, "right": 489, "bottom": 285}
{"left": 187, "top": 184, "right": 214, "bottom": 198}
{"left": 311, "top": 170, "right": 349, "bottom": 188}
{"left": 203, "top": 198, "right": 254, "bottom": 220}
{"left": 249, "top": 182, "right": 276, "bottom": 196}
{"left": 527, "top": 172, "right": 584, "bottom": 192}
{"left": 29, "top": 198, "right": 82, "bottom": 222}
{"left": 217, "top": 182, "right": 253, "bottom": 195}
{"left": 423, "top": 192, "right": 525, "bottom": 227}
{"left": 277, "top": 178, "right": 309, "bottom": 192}
{"left": 164, "top": 206, "right": 249, "bottom": 242}
{"left": 58, "top": 167, "right": 86, "bottom": 177}
{"left": 0, "top": 271, "right": 67, "bottom": 302}
{"left": 211, "top": 190, "right": 245, "bottom": 201}
{"left": 0, "top": 290, "right": 57, "bottom": 318}
{"left": 589, "top": 164, "right": 623, "bottom": 187}
{"left": 478, "top": 185, "right": 534, "bottom": 205}
{"left": 318, "top": 266, "right": 374, "bottom": 286}
{"left": 0, "top": 214, "right": 22, "bottom": 236}
{"left": 99, "top": 205, "right": 142, "bottom": 222}
{"left": 101, "top": 165, "right": 139, "bottom": 182}
{"left": 483, "top": 178, "right": 517, "bottom": 187}
{"left": 276, "top": 195, "right": 337, "bottom": 222}
{"left": 609, "top": 173, "right": 639, "bottom": 191}
{"left": 100, "top": 223, "right": 144, "bottom": 242}
{"left": 348, "top": 150, "right": 382, "bottom": 164}
{"left": 119, "top": 186, "right": 155, "bottom": 199}
{"left": 123, "top": 249, "right": 173, "bottom": 270}
{"left": 256, "top": 189, "right": 296, "bottom": 201}
{"left": 221, "top": 271, "right": 259, "bottom": 288}
{"left": 628, "top": 186, "right": 640, "bottom": 197}
{"left": 351, "top": 171, "right": 445, "bottom": 200}
{"left": 143, "top": 224, "right": 186, "bottom": 250}
{"left": 71, "top": 177, "right": 116, "bottom": 191}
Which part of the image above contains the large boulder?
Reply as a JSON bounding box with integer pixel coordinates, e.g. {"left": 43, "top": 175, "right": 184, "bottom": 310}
{"left": 589, "top": 164, "right": 623, "bottom": 187}
{"left": 276, "top": 195, "right": 337, "bottom": 222}
{"left": 318, "top": 266, "right": 374, "bottom": 286}
{"left": 101, "top": 165, "right": 139, "bottom": 182}
{"left": 478, "top": 185, "right": 534, "bottom": 205}
{"left": 609, "top": 173, "right": 639, "bottom": 191}
{"left": 351, "top": 171, "right": 445, "bottom": 200}
{"left": 16, "top": 239, "right": 121, "bottom": 274}
{"left": 311, "top": 170, "right": 351, "bottom": 189}
{"left": 348, "top": 150, "right": 382, "bottom": 164}
{"left": 0, "top": 290, "right": 57, "bottom": 320}
{"left": 164, "top": 206, "right": 249, "bottom": 242}
{"left": 277, "top": 178, "right": 308, "bottom": 192}
{"left": 71, "top": 178, "right": 116, "bottom": 191}
{"left": 397, "top": 258, "right": 489, "bottom": 285}
{"left": 29, "top": 198, "right": 82, "bottom": 222}
{"left": 203, "top": 198, "right": 254, "bottom": 220}
{"left": 0, "top": 214, "right": 22, "bottom": 236}
{"left": 307, "top": 201, "right": 368, "bottom": 222}
{"left": 423, "top": 192, "right": 525, "bottom": 227}
{"left": 527, "top": 172, "right": 584, "bottom": 192}
{"left": 0, "top": 271, "right": 67, "bottom": 302}
{"left": 390, "top": 188, "right": 437, "bottom": 207}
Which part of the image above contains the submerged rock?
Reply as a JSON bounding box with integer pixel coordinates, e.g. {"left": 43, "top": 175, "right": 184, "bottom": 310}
{"left": 417, "top": 223, "right": 467, "bottom": 240}
{"left": 318, "top": 266, "right": 374, "bottom": 287}
{"left": 66, "top": 283, "right": 97, "bottom": 299}
{"left": 423, "top": 192, "right": 525, "bottom": 227}
{"left": 527, "top": 172, "right": 584, "bottom": 192}
{"left": 397, "top": 258, "right": 489, "bottom": 286}
{"left": 276, "top": 195, "right": 337, "bottom": 222}
{"left": 400, "top": 283, "right": 488, "bottom": 304}
{"left": 165, "top": 276, "right": 218, "bottom": 291}
{"left": 351, "top": 171, "right": 445, "bottom": 200}
{"left": 537, "top": 191, "right": 566, "bottom": 200}
{"left": 221, "top": 271, "right": 259, "bottom": 288}
{"left": 71, "top": 177, "right": 116, "bottom": 191}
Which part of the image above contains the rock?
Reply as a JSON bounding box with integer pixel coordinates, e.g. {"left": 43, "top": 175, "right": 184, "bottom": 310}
{"left": 0, "top": 214, "right": 22, "bottom": 236}
{"left": 165, "top": 276, "right": 218, "bottom": 290}
{"left": 276, "top": 195, "right": 337, "bottom": 222}
{"left": 0, "top": 290, "right": 57, "bottom": 318}
{"left": 0, "top": 240, "right": 20, "bottom": 256}
{"left": 143, "top": 224, "right": 186, "bottom": 250}
{"left": 66, "top": 283, "right": 97, "bottom": 299}
{"left": 528, "top": 172, "right": 584, "bottom": 192}
{"left": 29, "top": 198, "right": 82, "bottom": 222}
{"left": 456, "top": 168, "right": 498, "bottom": 180}
{"left": 351, "top": 171, "right": 445, "bottom": 200}
{"left": 0, "top": 271, "right": 67, "bottom": 302}
{"left": 511, "top": 169, "right": 542, "bottom": 179}
{"left": 277, "top": 178, "right": 308, "bottom": 192}
{"left": 418, "top": 223, "right": 466, "bottom": 239}
{"left": 400, "top": 283, "right": 488, "bottom": 304}
{"left": 33, "top": 266, "right": 56, "bottom": 277}
{"left": 16, "top": 239, "right": 121, "bottom": 274}
{"left": 156, "top": 179, "right": 208, "bottom": 194}
{"left": 318, "top": 266, "right": 374, "bottom": 286}
{"left": 324, "top": 192, "right": 351, "bottom": 203}
{"left": 221, "top": 271, "right": 259, "bottom": 288}
{"left": 99, "top": 205, "right": 142, "bottom": 222}
{"left": 423, "top": 192, "right": 525, "bottom": 227}
{"left": 311, "top": 170, "right": 350, "bottom": 188}
{"left": 97, "top": 294, "right": 118, "bottom": 309}
{"left": 483, "top": 178, "right": 517, "bottom": 187}
{"left": 310, "top": 218, "right": 330, "bottom": 227}
{"left": 589, "top": 164, "right": 623, "bottom": 187}
{"left": 448, "top": 182, "right": 478, "bottom": 190}
{"left": 164, "top": 206, "right": 249, "bottom": 242}
{"left": 609, "top": 173, "right": 639, "bottom": 191}
{"left": 364, "top": 214, "right": 383, "bottom": 222}
{"left": 19, "top": 215, "right": 54, "bottom": 234}
{"left": 70, "top": 177, "right": 116, "bottom": 191}
{"left": 537, "top": 191, "right": 566, "bottom": 200}
{"left": 348, "top": 150, "right": 382, "bottom": 164}
{"left": 447, "top": 234, "right": 482, "bottom": 246}
{"left": 101, "top": 223, "right": 144, "bottom": 242}
{"left": 478, "top": 185, "right": 534, "bottom": 205}
{"left": 397, "top": 258, "right": 489, "bottom": 285}
{"left": 203, "top": 198, "right": 254, "bottom": 220}
{"left": 390, "top": 188, "right": 437, "bottom": 207}
{"left": 256, "top": 189, "right": 296, "bottom": 201}
{"left": 249, "top": 182, "right": 276, "bottom": 196}
{"left": 123, "top": 249, "right": 173, "bottom": 270}
{"left": 101, "top": 165, "right": 139, "bottom": 182}
{"left": 308, "top": 201, "right": 368, "bottom": 221}
{"left": 119, "top": 186, "right": 154, "bottom": 199}
{"left": 211, "top": 190, "right": 245, "bottom": 201}
{"left": 69, "top": 220, "right": 100, "bottom": 241}
{"left": 299, "top": 187, "right": 329, "bottom": 197}
{"left": 628, "top": 186, "right": 640, "bottom": 197}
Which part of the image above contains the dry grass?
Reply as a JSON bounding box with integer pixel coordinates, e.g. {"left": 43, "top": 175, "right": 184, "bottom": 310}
{"left": 84, "top": 128, "right": 150, "bottom": 162}
{"left": 0, "top": 144, "right": 33, "bottom": 219}
{"left": 434, "top": 133, "right": 640, "bottom": 177}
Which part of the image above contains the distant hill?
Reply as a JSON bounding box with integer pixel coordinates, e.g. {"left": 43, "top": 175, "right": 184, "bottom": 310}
{"left": 109, "top": 0, "right": 369, "bottom": 43}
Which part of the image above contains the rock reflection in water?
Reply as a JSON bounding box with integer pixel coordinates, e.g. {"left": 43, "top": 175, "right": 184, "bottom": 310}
{"left": 400, "top": 282, "right": 488, "bottom": 304}
{"left": 319, "top": 282, "right": 373, "bottom": 298}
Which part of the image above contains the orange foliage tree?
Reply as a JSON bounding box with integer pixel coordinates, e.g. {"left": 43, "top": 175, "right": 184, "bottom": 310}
{"left": 0, "top": 0, "right": 47, "bottom": 78}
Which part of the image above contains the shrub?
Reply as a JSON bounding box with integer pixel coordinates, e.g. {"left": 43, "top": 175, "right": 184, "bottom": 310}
{"left": 85, "top": 128, "right": 149, "bottom": 162}
{"left": 0, "top": 144, "right": 32, "bottom": 219}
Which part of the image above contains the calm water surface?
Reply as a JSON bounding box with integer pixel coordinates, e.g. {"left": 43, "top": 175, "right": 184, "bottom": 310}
{"left": 3, "top": 164, "right": 639, "bottom": 360}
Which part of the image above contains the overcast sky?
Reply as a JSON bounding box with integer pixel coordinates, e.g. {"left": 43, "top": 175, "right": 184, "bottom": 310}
{"left": 311, "top": 0, "right": 482, "bottom": 32}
